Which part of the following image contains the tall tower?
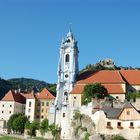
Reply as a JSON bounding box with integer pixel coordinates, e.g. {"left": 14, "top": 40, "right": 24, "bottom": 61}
{"left": 55, "top": 29, "right": 79, "bottom": 109}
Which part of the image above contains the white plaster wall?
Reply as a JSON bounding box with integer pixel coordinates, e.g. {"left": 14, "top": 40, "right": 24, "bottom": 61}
{"left": 61, "top": 106, "right": 71, "bottom": 140}
{"left": 25, "top": 98, "right": 35, "bottom": 122}
{"left": 92, "top": 111, "right": 140, "bottom": 140}
{"left": 132, "top": 98, "right": 140, "bottom": 110}
{"left": 0, "top": 101, "right": 15, "bottom": 121}
{"left": 14, "top": 102, "right": 24, "bottom": 114}
{"left": 122, "top": 83, "right": 126, "bottom": 93}
{"left": 69, "top": 94, "right": 81, "bottom": 107}
{"left": 0, "top": 120, "right": 5, "bottom": 134}
{"left": 132, "top": 85, "right": 140, "bottom": 91}
{"left": 110, "top": 94, "right": 125, "bottom": 101}
{"left": 48, "top": 107, "right": 61, "bottom": 126}
{"left": 80, "top": 102, "right": 93, "bottom": 117}
{"left": 0, "top": 101, "right": 24, "bottom": 121}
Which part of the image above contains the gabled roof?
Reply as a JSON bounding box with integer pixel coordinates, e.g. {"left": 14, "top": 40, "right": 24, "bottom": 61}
{"left": 102, "top": 102, "right": 139, "bottom": 119}
{"left": 36, "top": 88, "right": 55, "bottom": 100}
{"left": 77, "top": 70, "right": 125, "bottom": 84}
{"left": 70, "top": 84, "right": 125, "bottom": 94}
{"left": 120, "top": 70, "right": 140, "bottom": 85}
{"left": 70, "top": 84, "right": 85, "bottom": 94}
{"left": 20, "top": 92, "right": 35, "bottom": 99}
{"left": 123, "top": 102, "right": 133, "bottom": 108}
{"left": 102, "top": 108, "right": 122, "bottom": 118}
{"left": 1, "top": 90, "right": 26, "bottom": 104}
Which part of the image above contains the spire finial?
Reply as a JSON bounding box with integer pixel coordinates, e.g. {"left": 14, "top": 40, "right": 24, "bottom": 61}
{"left": 69, "top": 23, "right": 72, "bottom": 33}
{"left": 67, "top": 23, "right": 73, "bottom": 38}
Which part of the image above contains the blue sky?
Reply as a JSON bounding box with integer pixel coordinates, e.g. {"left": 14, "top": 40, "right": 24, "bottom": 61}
{"left": 0, "top": 0, "right": 140, "bottom": 83}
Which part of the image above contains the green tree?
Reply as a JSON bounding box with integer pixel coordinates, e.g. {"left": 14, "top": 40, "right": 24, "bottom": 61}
{"left": 111, "top": 135, "right": 126, "bottom": 140}
{"left": 126, "top": 92, "right": 138, "bottom": 102}
{"left": 7, "top": 114, "right": 28, "bottom": 134}
{"left": 40, "top": 118, "right": 49, "bottom": 136}
{"left": 25, "top": 121, "right": 40, "bottom": 137}
{"left": 73, "top": 110, "right": 84, "bottom": 123}
{"left": 7, "top": 114, "right": 20, "bottom": 133}
{"left": 49, "top": 123, "right": 59, "bottom": 140}
{"left": 48, "top": 84, "right": 56, "bottom": 94}
{"left": 12, "top": 114, "right": 28, "bottom": 133}
{"left": 84, "top": 132, "right": 90, "bottom": 140}
{"left": 82, "top": 83, "right": 108, "bottom": 105}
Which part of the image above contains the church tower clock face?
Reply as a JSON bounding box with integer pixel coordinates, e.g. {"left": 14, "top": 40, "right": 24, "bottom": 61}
{"left": 55, "top": 30, "right": 79, "bottom": 109}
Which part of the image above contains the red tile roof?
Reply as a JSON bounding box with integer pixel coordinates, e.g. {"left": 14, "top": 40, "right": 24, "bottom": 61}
{"left": 103, "top": 84, "right": 125, "bottom": 94}
{"left": 70, "top": 84, "right": 125, "bottom": 94}
{"left": 36, "top": 88, "right": 55, "bottom": 100}
{"left": 77, "top": 70, "right": 125, "bottom": 84}
{"left": 120, "top": 70, "right": 140, "bottom": 85}
{"left": 20, "top": 92, "right": 35, "bottom": 99}
{"left": 1, "top": 90, "right": 26, "bottom": 104}
{"left": 70, "top": 84, "right": 85, "bottom": 94}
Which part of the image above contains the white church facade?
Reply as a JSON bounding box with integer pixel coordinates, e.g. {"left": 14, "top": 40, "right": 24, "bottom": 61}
{"left": 51, "top": 30, "right": 140, "bottom": 140}
{"left": 49, "top": 30, "right": 79, "bottom": 139}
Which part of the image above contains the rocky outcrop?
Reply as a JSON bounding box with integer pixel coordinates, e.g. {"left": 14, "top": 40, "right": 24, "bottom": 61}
{"left": 71, "top": 110, "right": 98, "bottom": 140}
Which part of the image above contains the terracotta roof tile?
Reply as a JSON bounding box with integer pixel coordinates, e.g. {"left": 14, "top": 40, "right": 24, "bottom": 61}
{"left": 20, "top": 92, "right": 35, "bottom": 99}
{"left": 70, "top": 84, "right": 85, "bottom": 94}
{"left": 36, "top": 88, "right": 55, "bottom": 100}
{"left": 70, "top": 84, "right": 125, "bottom": 94}
{"left": 1, "top": 90, "right": 26, "bottom": 104}
{"left": 77, "top": 70, "right": 125, "bottom": 84}
{"left": 120, "top": 70, "right": 140, "bottom": 85}
{"left": 102, "top": 84, "right": 125, "bottom": 94}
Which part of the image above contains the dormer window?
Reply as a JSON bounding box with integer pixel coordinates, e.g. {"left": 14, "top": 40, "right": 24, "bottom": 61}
{"left": 65, "top": 54, "right": 70, "bottom": 62}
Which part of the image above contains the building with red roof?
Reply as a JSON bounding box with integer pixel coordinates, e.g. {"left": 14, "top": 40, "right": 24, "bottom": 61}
{"left": 70, "top": 70, "right": 140, "bottom": 107}
{"left": 0, "top": 88, "right": 55, "bottom": 125}
{"left": 0, "top": 90, "right": 26, "bottom": 125}
{"left": 120, "top": 70, "right": 140, "bottom": 93}
{"left": 35, "top": 88, "right": 55, "bottom": 122}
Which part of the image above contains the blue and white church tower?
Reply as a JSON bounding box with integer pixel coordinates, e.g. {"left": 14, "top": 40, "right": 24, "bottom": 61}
{"left": 54, "top": 29, "right": 79, "bottom": 139}
{"left": 55, "top": 29, "right": 79, "bottom": 109}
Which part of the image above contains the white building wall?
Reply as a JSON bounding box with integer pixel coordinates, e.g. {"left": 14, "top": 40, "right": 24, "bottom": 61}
{"left": 25, "top": 98, "right": 35, "bottom": 122}
{"left": 0, "top": 101, "right": 24, "bottom": 121}
{"left": 131, "top": 85, "right": 140, "bottom": 91}
{"left": 69, "top": 94, "right": 81, "bottom": 107}
{"left": 48, "top": 106, "right": 62, "bottom": 127}
{"left": 0, "top": 120, "right": 6, "bottom": 134}
{"left": 13, "top": 102, "right": 24, "bottom": 114}
{"left": 110, "top": 94, "right": 125, "bottom": 102}
{"left": 61, "top": 106, "right": 71, "bottom": 140}
{"left": 0, "top": 101, "right": 14, "bottom": 121}
{"left": 122, "top": 83, "right": 126, "bottom": 93}
{"left": 92, "top": 111, "right": 140, "bottom": 140}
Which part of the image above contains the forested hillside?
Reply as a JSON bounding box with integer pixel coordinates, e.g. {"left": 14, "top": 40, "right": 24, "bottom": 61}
{"left": 0, "top": 78, "right": 56, "bottom": 99}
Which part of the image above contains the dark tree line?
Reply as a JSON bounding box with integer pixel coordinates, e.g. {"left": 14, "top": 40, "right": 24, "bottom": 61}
{"left": 0, "top": 77, "right": 56, "bottom": 99}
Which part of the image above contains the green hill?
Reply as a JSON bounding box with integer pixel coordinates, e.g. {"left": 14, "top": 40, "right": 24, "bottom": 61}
{"left": 0, "top": 77, "right": 56, "bottom": 99}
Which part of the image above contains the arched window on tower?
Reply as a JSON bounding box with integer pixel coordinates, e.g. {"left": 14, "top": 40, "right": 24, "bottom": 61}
{"left": 65, "top": 54, "right": 70, "bottom": 62}
{"left": 64, "top": 92, "right": 68, "bottom": 101}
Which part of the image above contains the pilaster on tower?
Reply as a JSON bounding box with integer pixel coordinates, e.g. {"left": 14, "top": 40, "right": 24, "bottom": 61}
{"left": 55, "top": 30, "right": 79, "bottom": 109}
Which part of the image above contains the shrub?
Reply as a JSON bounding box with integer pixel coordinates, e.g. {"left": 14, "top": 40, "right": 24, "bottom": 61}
{"left": 111, "top": 135, "right": 126, "bottom": 140}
